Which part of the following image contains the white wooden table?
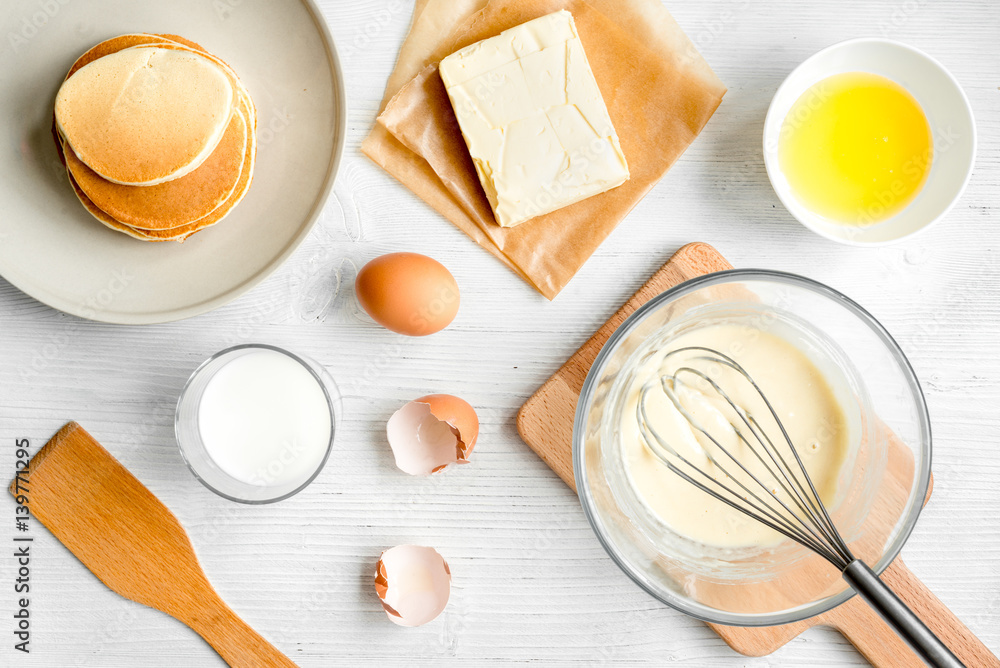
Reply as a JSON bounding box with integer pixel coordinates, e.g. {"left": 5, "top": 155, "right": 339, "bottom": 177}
{"left": 2, "top": 1, "right": 998, "bottom": 665}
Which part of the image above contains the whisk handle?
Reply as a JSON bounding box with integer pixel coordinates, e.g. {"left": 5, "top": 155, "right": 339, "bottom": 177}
{"left": 843, "top": 560, "right": 965, "bottom": 668}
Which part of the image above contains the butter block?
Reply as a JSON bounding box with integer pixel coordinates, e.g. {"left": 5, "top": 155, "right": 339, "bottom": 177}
{"left": 439, "top": 10, "right": 629, "bottom": 228}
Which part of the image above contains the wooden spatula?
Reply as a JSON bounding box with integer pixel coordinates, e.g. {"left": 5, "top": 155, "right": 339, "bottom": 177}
{"left": 9, "top": 421, "right": 298, "bottom": 667}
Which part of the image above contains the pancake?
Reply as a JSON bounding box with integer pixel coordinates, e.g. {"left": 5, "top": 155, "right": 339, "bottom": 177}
{"left": 63, "top": 108, "right": 247, "bottom": 229}
{"left": 62, "top": 160, "right": 191, "bottom": 242}
{"left": 53, "top": 33, "right": 256, "bottom": 242}
{"left": 56, "top": 46, "right": 235, "bottom": 185}
{"left": 58, "top": 140, "right": 190, "bottom": 241}
{"left": 58, "top": 100, "right": 255, "bottom": 241}
{"left": 50, "top": 34, "right": 177, "bottom": 170}
{"left": 58, "top": 34, "right": 256, "bottom": 164}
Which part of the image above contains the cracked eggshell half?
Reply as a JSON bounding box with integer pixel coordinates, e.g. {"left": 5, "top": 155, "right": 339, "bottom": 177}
{"left": 386, "top": 394, "right": 479, "bottom": 475}
{"left": 374, "top": 545, "right": 451, "bottom": 627}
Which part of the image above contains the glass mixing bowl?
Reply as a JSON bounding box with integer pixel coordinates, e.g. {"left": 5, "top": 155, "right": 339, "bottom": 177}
{"left": 573, "top": 270, "right": 931, "bottom": 626}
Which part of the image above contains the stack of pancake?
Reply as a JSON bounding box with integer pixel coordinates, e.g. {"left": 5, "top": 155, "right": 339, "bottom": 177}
{"left": 54, "top": 34, "right": 256, "bottom": 242}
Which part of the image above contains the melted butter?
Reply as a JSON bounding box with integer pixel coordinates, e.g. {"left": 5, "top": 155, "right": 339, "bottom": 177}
{"left": 620, "top": 325, "right": 850, "bottom": 549}
{"left": 778, "top": 71, "right": 932, "bottom": 226}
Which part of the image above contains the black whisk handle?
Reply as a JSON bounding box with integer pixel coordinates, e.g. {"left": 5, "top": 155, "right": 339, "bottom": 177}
{"left": 842, "top": 560, "right": 965, "bottom": 668}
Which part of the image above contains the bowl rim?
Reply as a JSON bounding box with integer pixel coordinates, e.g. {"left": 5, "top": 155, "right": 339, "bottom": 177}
{"left": 762, "top": 37, "right": 977, "bottom": 247}
{"left": 572, "top": 268, "right": 933, "bottom": 626}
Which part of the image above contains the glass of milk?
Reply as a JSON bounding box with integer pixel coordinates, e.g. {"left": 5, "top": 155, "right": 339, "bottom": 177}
{"left": 175, "top": 344, "right": 338, "bottom": 503}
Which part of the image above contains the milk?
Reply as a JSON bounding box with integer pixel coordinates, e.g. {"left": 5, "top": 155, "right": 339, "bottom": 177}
{"left": 197, "top": 348, "right": 332, "bottom": 488}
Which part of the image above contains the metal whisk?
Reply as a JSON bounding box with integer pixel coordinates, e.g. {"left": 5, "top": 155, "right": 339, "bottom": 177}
{"left": 636, "top": 346, "right": 962, "bottom": 668}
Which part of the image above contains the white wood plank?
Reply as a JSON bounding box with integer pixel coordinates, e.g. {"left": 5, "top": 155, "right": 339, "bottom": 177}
{"left": 1, "top": 0, "right": 998, "bottom": 665}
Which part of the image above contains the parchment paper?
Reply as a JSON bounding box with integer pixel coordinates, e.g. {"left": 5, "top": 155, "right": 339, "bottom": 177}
{"left": 363, "top": 0, "right": 726, "bottom": 299}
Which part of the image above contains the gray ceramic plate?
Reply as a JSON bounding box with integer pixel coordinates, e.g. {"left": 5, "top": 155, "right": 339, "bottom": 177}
{"left": 0, "top": 0, "right": 346, "bottom": 324}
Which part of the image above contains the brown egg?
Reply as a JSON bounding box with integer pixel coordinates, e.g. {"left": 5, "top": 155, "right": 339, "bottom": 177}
{"left": 355, "top": 253, "right": 460, "bottom": 336}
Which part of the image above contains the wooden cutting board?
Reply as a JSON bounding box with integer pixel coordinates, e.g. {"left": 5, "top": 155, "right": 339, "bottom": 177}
{"left": 517, "top": 242, "right": 997, "bottom": 666}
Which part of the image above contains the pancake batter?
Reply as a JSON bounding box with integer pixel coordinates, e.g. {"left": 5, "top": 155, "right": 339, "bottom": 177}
{"left": 621, "top": 324, "right": 850, "bottom": 548}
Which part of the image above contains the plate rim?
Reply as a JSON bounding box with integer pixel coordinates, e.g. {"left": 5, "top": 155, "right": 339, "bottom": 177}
{"left": 0, "top": 0, "right": 348, "bottom": 325}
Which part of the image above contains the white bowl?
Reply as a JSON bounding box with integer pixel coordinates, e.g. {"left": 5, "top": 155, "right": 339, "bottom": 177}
{"left": 763, "top": 38, "right": 976, "bottom": 246}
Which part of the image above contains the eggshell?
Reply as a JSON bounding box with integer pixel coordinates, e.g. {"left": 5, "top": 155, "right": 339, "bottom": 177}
{"left": 386, "top": 394, "right": 479, "bottom": 475}
{"left": 355, "top": 252, "right": 460, "bottom": 336}
{"left": 374, "top": 545, "right": 451, "bottom": 627}
{"left": 418, "top": 394, "right": 479, "bottom": 461}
